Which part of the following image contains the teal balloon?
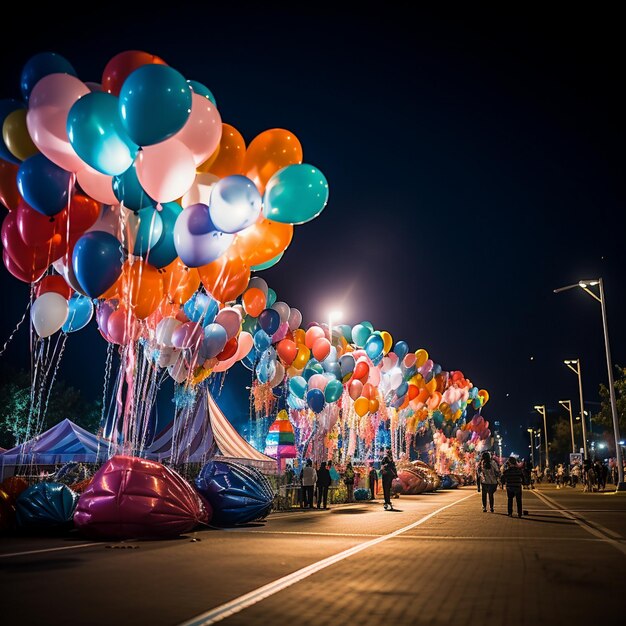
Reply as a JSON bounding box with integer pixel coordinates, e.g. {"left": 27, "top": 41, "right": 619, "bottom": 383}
{"left": 361, "top": 321, "right": 374, "bottom": 332}
{"left": 289, "top": 376, "right": 307, "bottom": 399}
{"left": 147, "top": 202, "right": 182, "bottom": 268}
{"left": 132, "top": 207, "right": 163, "bottom": 256}
{"left": 303, "top": 361, "right": 324, "bottom": 381}
{"left": 432, "top": 411, "right": 444, "bottom": 429}
{"left": 188, "top": 80, "right": 216, "bottom": 106}
{"left": 67, "top": 92, "right": 138, "bottom": 176}
{"left": 351, "top": 324, "right": 371, "bottom": 348}
{"left": 263, "top": 164, "right": 329, "bottom": 225}
{"left": 365, "top": 334, "right": 384, "bottom": 361}
{"left": 266, "top": 288, "right": 277, "bottom": 307}
{"left": 62, "top": 294, "right": 93, "bottom": 333}
{"left": 242, "top": 316, "right": 259, "bottom": 334}
{"left": 112, "top": 162, "right": 155, "bottom": 211}
{"left": 338, "top": 324, "right": 353, "bottom": 342}
{"left": 324, "top": 379, "right": 343, "bottom": 403}
{"left": 119, "top": 65, "right": 192, "bottom": 146}
{"left": 252, "top": 252, "right": 284, "bottom": 272}
{"left": 394, "top": 341, "right": 409, "bottom": 360}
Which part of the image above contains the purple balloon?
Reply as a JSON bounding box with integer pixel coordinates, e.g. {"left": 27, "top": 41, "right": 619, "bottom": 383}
{"left": 258, "top": 308, "right": 280, "bottom": 335}
{"left": 171, "top": 321, "right": 203, "bottom": 349}
{"left": 271, "top": 322, "right": 289, "bottom": 343}
{"left": 96, "top": 299, "right": 118, "bottom": 338}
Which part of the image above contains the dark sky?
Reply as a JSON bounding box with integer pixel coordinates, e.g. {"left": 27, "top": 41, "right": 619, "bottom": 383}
{"left": 1, "top": 6, "right": 624, "bottom": 456}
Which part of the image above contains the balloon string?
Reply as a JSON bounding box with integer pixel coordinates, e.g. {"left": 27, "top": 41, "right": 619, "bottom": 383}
{"left": 40, "top": 333, "right": 68, "bottom": 425}
{"left": 96, "top": 342, "right": 115, "bottom": 461}
{"left": 0, "top": 300, "right": 31, "bottom": 358}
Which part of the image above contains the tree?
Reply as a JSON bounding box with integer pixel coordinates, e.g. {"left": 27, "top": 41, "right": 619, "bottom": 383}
{"left": 549, "top": 417, "right": 583, "bottom": 462}
{"left": 592, "top": 365, "right": 626, "bottom": 435}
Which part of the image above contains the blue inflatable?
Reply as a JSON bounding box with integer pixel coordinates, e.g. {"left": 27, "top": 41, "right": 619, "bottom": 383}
{"left": 354, "top": 488, "right": 370, "bottom": 501}
{"left": 440, "top": 475, "right": 459, "bottom": 489}
{"left": 195, "top": 460, "right": 273, "bottom": 526}
{"left": 15, "top": 482, "right": 78, "bottom": 529}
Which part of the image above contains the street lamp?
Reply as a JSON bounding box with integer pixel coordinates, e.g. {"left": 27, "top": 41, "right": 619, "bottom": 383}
{"left": 558, "top": 400, "right": 576, "bottom": 454}
{"left": 564, "top": 359, "right": 588, "bottom": 460}
{"left": 328, "top": 311, "right": 342, "bottom": 345}
{"left": 527, "top": 428, "right": 535, "bottom": 466}
{"left": 555, "top": 279, "right": 624, "bottom": 490}
{"left": 534, "top": 405, "right": 550, "bottom": 469}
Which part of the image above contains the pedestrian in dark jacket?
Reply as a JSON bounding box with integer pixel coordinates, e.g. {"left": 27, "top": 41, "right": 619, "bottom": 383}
{"left": 381, "top": 448, "right": 398, "bottom": 510}
{"left": 478, "top": 452, "right": 500, "bottom": 513}
{"left": 368, "top": 464, "right": 379, "bottom": 500}
{"left": 343, "top": 461, "right": 356, "bottom": 503}
{"left": 316, "top": 461, "right": 331, "bottom": 509}
{"left": 502, "top": 456, "right": 524, "bottom": 517}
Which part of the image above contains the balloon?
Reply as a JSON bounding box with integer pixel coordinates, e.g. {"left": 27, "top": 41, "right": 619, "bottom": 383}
{"left": 62, "top": 293, "right": 93, "bottom": 333}
{"left": 119, "top": 65, "right": 192, "bottom": 146}
{"left": 35, "top": 275, "right": 72, "bottom": 299}
{"left": 16, "top": 198, "right": 66, "bottom": 246}
{"left": 288, "top": 307, "right": 302, "bottom": 331}
{"left": 271, "top": 301, "right": 290, "bottom": 324}
{"left": 0, "top": 160, "right": 20, "bottom": 211}
{"left": 123, "top": 260, "right": 163, "bottom": 319}
{"left": 269, "top": 361, "right": 285, "bottom": 387}
{"left": 217, "top": 337, "right": 239, "bottom": 361}
{"left": 156, "top": 317, "right": 181, "bottom": 347}
{"left": 258, "top": 308, "right": 280, "bottom": 335}
{"left": 161, "top": 259, "right": 200, "bottom": 305}
{"left": 354, "top": 397, "right": 369, "bottom": 417}
{"left": 67, "top": 195, "right": 100, "bottom": 233}
{"left": 209, "top": 175, "right": 262, "bottom": 234}
{"left": 308, "top": 373, "right": 328, "bottom": 392}
{"left": 351, "top": 324, "right": 371, "bottom": 348}
{"left": 271, "top": 321, "right": 289, "bottom": 343}
{"left": 353, "top": 359, "right": 369, "bottom": 382}
{"left": 126, "top": 206, "right": 163, "bottom": 257}
{"left": 76, "top": 166, "right": 118, "bottom": 205}
{"left": 15, "top": 482, "right": 77, "bottom": 529}
{"left": 305, "top": 325, "right": 325, "bottom": 349}
{"left": 112, "top": 161, "right": 154, "bottom": 211}
{"left": 183, "top": 291, "right": 218, "bottom": 325}
{"left": 172, "top": 321, "right": 203, "bottom": 350}
{"left": 324, "top": 379, "right": 343, "bottom": 403}
{"left": 349, "top": 379, "right": 363, "bottom": 401}
{"left": 21, "top": 53, "right": 77, "bottom": 101}
{"left": 135, "top": 139, "right": 196, "bottom": 203}
{"left": 306, "top": 388, "right": 325, "bottom": 414}
{"left": 289, "top": 376, "right": 307, "bottom": 399}
{"left": 17, "top": 154, "right": 74, "bottom": 217}
{"left": 199, "top": 123, "right": 246, "bottom": 178}
{"left": 312, "top": 337, "right": 331, "bottom": 361}
{"left": 198, "top": 248, "right": 250, "bottom": 303}
{"left": 235, "top": 331, "right": 253, "bottom": 361}
{"left": 380, "top": 331, "right": 393, "bottom": 355}
{"left": 364, "top": 333, "right": 384, "bottom": 361}
{"left": 253, "top": 329, "right": 271, "bottom": 352}
{"left": 174, "top": 203, "right": 234, "bottom": 267}
{"left": 31, "top": 292, "right": 69, "bottom": 338}
{"left": 233, "top": 218, "right": 293, "bottom": 267}
{"left": 214, "top": 307, "right": 241, "bottom": 339}
{"left": 339, "top": 354, "right": 355, "bottom": 379}
{"left": 1, "top": 212, "right": 51, "bottom": 278}
{"left": 394, "top": 341, "right": 409, "bottom": 361}
{"left": 72, "top": 232, "right": 123, "bottom": 298}
{"left": 26, "top": 73, "right": 91, "bottom": 172}
{"left": 292, "top": 343, "right": 310, "bottom": 370}
{"left": 2, "top": 109, "right": 38, "bottom": 160}
{"left": 263, "top": 164, "right": 329, "bottom": 225}
{"left": 187, "top": 80, "right": 216, "bottom": 105}
{"left": 243, "top": 129, "right": 303, "bottom": 193}
{"left": 182, "top": 172, "right": 219, "bottom": 208}
{"left": 368, "top": 398, "right": 380, "bottom": 413}
{"left": 0, "top": 99, "right": 25, "bottom": 164}
{"left": 242, "top": 287, "right": 266, "bottom": 317}
{"left": 266, "top": 288, "right": 277, "bottom": 307}
{"left": 67, "top": 92, "right": 138, "bottom": 176}
{"left": 102, "top": 50, "right": 167, "bottom": 96}
{"left": 251, "top": 252, "right": 283, "bottom": 271}
{"left": 277, "top": 339, "right": 297, "bottom": 365}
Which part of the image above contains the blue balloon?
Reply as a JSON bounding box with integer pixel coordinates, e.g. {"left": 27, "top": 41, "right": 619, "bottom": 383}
{"left": 195, "top": 460, "right": 274, "bottom": 526}
{"left": 146, "top": 202, "right": 182, "bottom": 268}
{"left": 72, "top": 232, "right": 123, "bottom": 298}
{"left": 131, "top": 207, "right": 163, "bottom": 257}
{"left": 287, "top": 393, "right": 307, "bottom": 410}
{"left": 62, "top": 294, "right": 94, "bottom": 333}
{"left": 289, "top": 376, "right": 308, "bottom": 399}
{"left": 258, "top": 308, "right": 280, "bottom": 335}
{"left": 433, "top": 363, "right": 442, "bottom": 376}
{"left": 393, "top": 341, "right": 409, "bottom": 361}
{"left": 183, "top": 292, "right": 218, "bottom": 324}
{"left": 339, "top": 354, "right": 355, "bottom": 379}
{"left": 188, "top": 80, "right": 217, "bottom": 106}
{"left": 209, "top": 175, "right": 261, "bottom": 234}
{"left": 20, "top": 52, "right": 76, "bottom": 101}
{"left": 119, "top": 65, "right": 192, "bottom": 146}
{"left": 112, "top": 162, "right": 155, "bottom": 211}
{"left": 396, "top": 381, "right": 409, "bottom": 398}
{"left": 254, "top": 329, "right": 271, "bottom": 352}
{"left": 15, "top": 482, "right": 78, "bottom": 528}
{"left": 256, "top": 357, "right": 276, "bottom": 384}
{"left": 365, "top": 333, "right": 384, "bottom": 361}
{"left": 306, "top": 388, "right": 326, "bottom": 414}
{"left": 0, "top": 99, "right": 25, "bottom": 164}
{"left": 68, "top": 92, "right": 138, "bottom": 176}
{"left": 351, "top": 324, "right": 371, "bottom": 348}
{"left": 17, "top": 154, "right": 73, "bottom": 217}
{"left": 200, "top": 323, "right": 228, "bottom": 360}
{"left": 323, "top": 362, "right": 342, "bottom": 381}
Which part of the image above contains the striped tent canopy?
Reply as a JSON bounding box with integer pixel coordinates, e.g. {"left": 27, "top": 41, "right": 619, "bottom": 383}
{"left": 0, "top": 419, "right": 108, "bottom": 472}
{"left": 147, "top": 388, "right": 276, "bottom": 473}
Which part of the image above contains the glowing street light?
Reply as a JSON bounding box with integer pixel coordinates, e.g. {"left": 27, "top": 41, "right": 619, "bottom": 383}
{"left": 534, "top": 405, "right": 550, "bottom": 469}
{"left": 527, "top": 428, "right": 535, "bottom": 467}
{"left": 555, "top": 278, "right": 624, "bottom": 490}
{"left": 558, "top": 400, "right": 576, "bottom": 454}
{"left": 564, "top": 359, "right": 588, "bottom": 460}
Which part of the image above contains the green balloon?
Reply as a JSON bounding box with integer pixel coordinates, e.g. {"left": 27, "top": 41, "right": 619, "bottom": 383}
{"left": 324, "top": 379, "right": 343, "bottom": 403}
{"left": 266, "top": 288, "right": 277, "bottom": 307}
{"left": 263, "top": 163, "right": 329, "bottom": 225}
{"left": 252, "top": 252, "right": 284, "bottom": 272}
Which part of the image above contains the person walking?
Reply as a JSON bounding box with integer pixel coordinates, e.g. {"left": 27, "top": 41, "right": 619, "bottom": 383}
{"left": 343, "top": 461, "right": 356, "bottom": 503}
{"left": 300, "top": 459, "right": 316, "bottom": 509}
{"left": 381, "top": 447, "right": 398, "bottom": 510}
{"left": 368, "top": 464, "right": 379, "bottom": 500}
{"left": 316, "top": 461, "right": 331, "bottom": 509}
{"left": 478, "top": 451, "right": 500, "bottom": 512}
{"left": 502, "top": 456, "right": 524, "bottom": 518}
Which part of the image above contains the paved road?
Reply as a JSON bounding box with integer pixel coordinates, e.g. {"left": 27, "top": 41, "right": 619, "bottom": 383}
{"left": 1, "top": 485, "right": 625, "bottom": 625}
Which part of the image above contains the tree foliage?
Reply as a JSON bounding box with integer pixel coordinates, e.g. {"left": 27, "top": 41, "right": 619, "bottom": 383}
{"left": 592, "top": 365, "right": 626, "bottom": 435}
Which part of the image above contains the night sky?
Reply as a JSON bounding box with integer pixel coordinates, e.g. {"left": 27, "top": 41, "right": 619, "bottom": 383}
{"left": 1, "top": 7, "right": 624, "bottom": 456}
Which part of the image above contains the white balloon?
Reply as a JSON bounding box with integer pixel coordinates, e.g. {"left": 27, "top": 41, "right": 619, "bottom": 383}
{"left": 248, "top": 277, "right": 268, "bottom": 297}
{"left": 181, "top": 172, "right": 220, "bottom": 208}
{"left": 156, "top": 317, "right": 182, "bottom": 347}
{"left": 270, "top": 361, "right": 286, "bottom": 387}
{"left": 31, "top": 292, "right": 69, "bottom": 338}
{"left": 168, "top": 354, "right": 189, "bottom": 383}
{"left": 288, "top": 307, "right": 302, "bottom": 331}
{"left": 271, "top": 301, "right": 290, "bottom": 324}
{"left": 208, "top": 175, "right": 261, "bottom": 234}
{"left": 389, "top": 367, "right": 403, "bottom": 391}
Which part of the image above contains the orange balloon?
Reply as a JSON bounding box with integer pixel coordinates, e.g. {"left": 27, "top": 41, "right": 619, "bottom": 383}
{"left": 354, "top": 396, "right": 369, "bottom": 417}
{"left": 198, "top": 123, "right": 246, "bottom": 178}
{"left": 292, "top": 343, "right": 310, "bottom": 370}
{"left": 234, "top": 218, "right": 293, "bottom": 267}
{"left": 161, "top": 258, "right": 200, "bottom": 305}
{"left": 368, "top": 398, "right": 380, "bottom": 414}
{"left": 123, "top": 260, "right": 163, "bottom": 319}
{"left": 0, "top": 160, "right": 20, "bottom": 211}
{"left": 292, "top": 328, "right": 306, "bottom": 345}
{"left": 242, "top": 128, "right": 303, "bottom": 193}
{"left": 242, "top": 287, "right": 266, "bottom": 317}
{"left": 197, "top": 249, "right": 250, "bottom": 303}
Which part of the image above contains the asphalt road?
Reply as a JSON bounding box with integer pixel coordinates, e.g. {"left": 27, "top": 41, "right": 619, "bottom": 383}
{"left": 1, "top": 485, "right": 625, "bottom": 626}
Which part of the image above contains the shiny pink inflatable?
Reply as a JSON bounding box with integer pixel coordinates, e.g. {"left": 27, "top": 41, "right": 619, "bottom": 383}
{"left": 74, "top": 455, "right": 210, "bottom": 539}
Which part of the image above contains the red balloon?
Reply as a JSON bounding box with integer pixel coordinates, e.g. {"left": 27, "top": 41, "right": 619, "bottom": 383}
{"left": 3, "top": 250, "right": 46, "bottom": 283}
{"left": 353, "top": 360, "right": 369, "bottom": 383}
{"left": 102, "top": 51, "right": 168, "bottom": 96}
{"left": 408, "top": 385, "right": 419, "bottom": 400}
{"left": 0, "top": 160, "right": 20, "bottom": 212}
{"left": 216, "top": 337, "right": 238, "bottom": 361}
{"left": 1, "top": 212, "right": 52, "bottom": 280}
{"left": 68, "top": 195, "right": 100, "bottom": 233}
{"left": 16, "top": 199, "right": 67, "bottom": 247}
{"left": 277, "top": 339, "right": 297, "bottom": 365}
{"left": 312, "top": 337, "right": 331, "bottom": 361}
{"left": 35, "top": 274, "right": 73, "bottom": 299}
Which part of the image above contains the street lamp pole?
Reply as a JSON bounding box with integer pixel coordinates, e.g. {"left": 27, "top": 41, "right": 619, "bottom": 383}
{"left": 555, "top": 279, "right": 624, "bottom": 490}
{"left": 564, "top": 360, "right": 588, "bottom": 460}
{"left": 534, "top": 405, "right": 549, "bottom": 469}
{"left": 559, "top": 400, "right": 576, "bottom": 454}
{"left": 527, "top": 428, "right": 534, "bottom": 466}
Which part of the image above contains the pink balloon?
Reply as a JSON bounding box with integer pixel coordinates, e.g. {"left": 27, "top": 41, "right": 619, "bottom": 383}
{"left": 107, "top": 309, "right": 137, "bottom": 345}
{"left": 214, "top": 307, "right": 242, "bottom": 340}
{"left": 171, "top": 321, "right": 203, "bottom": 349}
{"left": 235, "top": 331, "right": 253, "bottom": 360}
{"left": 367, "top": 365, "right": 381, "bottom": 386}
{"left": 271, "top": 321, "right": 289, "bottom": 343}
{"left": 165, "top": 93, "right": 222, "bottom": 166}
{"left": 308, "top": 373, "right": 328, "bottom": 392}
{"left": 26, "top": 73, "right": 90, "bottom": 172}
{"left": 76, "top": 166, "right": 118, "bottom": 205}
{"left": 136, "top": 139, "right": 196, "bottom": 203}
{"left": 312, "top": 337, "right": 331, "bottom": 361}
{"left": 349, "top": 379, "right": 363, "bottom": 401}
{"left": 305, "top": 325, "right": 325, "bottom": 349}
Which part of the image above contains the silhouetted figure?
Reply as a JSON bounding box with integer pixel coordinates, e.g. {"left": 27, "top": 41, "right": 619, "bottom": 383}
{"left": 478, "top": 451, "right": 500, "bottom": 512}
{"left": 502, "top": 456, "right": 524, "bottom": 518}
{"left": 381, "top": 447, "right": 398, "bottom": 510}
{"left": 368, "top": 465, "right": 379, "bottom": 499}
{"left": 316, "top": 461, "right": 331, "bottom": 509}
{"left": 344, "top": 461, "right": 355, "bottom": 503}
{"left": 300, "top": 459, "right": 316, "bottom": 508}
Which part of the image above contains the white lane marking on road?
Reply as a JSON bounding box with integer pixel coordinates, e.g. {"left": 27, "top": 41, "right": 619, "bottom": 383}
{"left": 532, "top": 490, "right": 626, "bottom": 555}
{"left": 0, "top": 543, "right": 100, "bottom": 559}
{"left": 177, "top": 492, "right": 476, "bottom": 626}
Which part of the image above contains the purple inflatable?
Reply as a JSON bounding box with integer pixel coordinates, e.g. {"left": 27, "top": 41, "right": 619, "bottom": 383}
{"left": 74, "top": 455, "right": 210, "bottom": 539}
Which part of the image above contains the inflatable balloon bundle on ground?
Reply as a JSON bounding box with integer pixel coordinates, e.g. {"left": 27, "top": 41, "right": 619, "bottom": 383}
{"left": 15, "top": 482, "right": 78, "bottom": 529}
